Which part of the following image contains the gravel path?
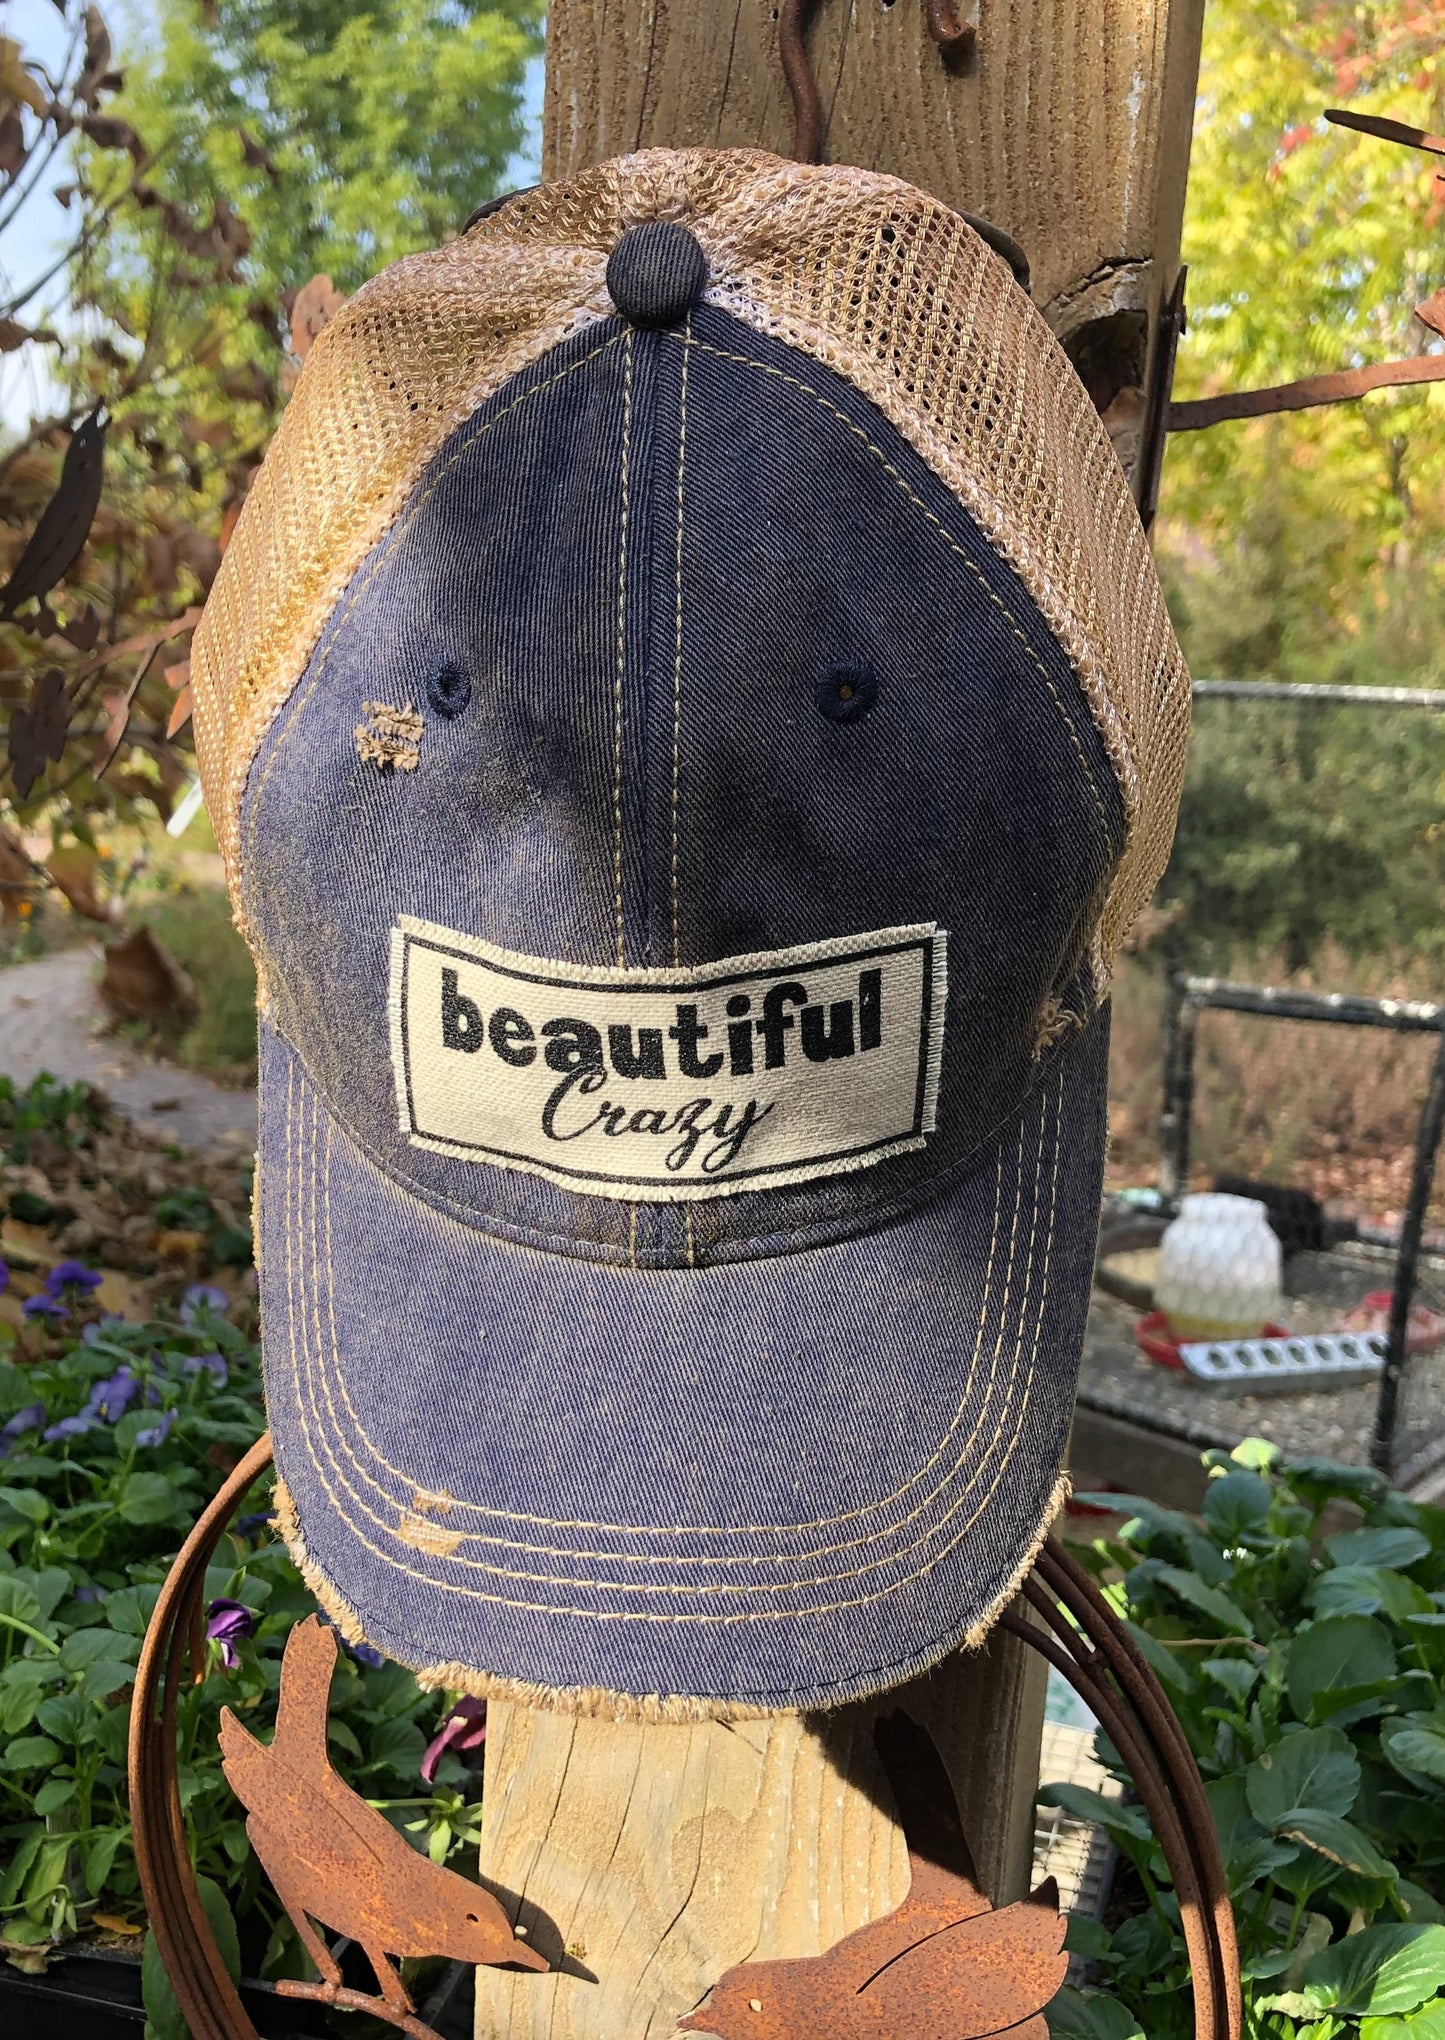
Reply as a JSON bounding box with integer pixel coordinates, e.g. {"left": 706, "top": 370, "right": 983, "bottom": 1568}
{"left": 0, "top": 949, "right": 256, "bottom": 1153}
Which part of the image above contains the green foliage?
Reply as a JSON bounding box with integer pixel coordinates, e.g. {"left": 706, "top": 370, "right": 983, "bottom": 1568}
{"left": 1156, "top": 3, "right": 1445, "bottom": 973}
{"left": 108, "top": 0, "right": 544, "bottom": 296}
{"left": 1046, "top": 1444, "right": 1445, "bottom": 2040}
{"left": 0, "top": 1102, "right": 484, "bottom": 1967}
{"left": 0, "top": 1074, "right": 106, "bottom": 1165}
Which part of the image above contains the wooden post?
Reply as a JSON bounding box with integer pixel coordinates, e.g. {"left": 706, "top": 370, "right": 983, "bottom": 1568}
{"left": 472, "top": 8, "right": 1205, "bottom": 2033}
{"left": 542, "top": 0, "right": 1206, "bottom": 493}
{"left": 474, "top": 1632, "right": 1045, "bottom": 2039}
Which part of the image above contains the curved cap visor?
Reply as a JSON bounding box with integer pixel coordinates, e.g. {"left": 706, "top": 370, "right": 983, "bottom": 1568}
{"left": 260, "top": 1008, "right": 1109, "bottom": 1714}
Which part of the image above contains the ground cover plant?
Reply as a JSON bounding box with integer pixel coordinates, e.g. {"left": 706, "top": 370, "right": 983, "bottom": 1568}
{"left": 1046, "top": 1443, "right": 1445, "bottom": 2040}
{"left": 0, "top": 1074, "right": 492, "bottom": 2011}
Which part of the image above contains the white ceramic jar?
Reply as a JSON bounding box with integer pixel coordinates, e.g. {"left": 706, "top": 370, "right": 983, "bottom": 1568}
{"left": 1154, "top": 1192, "right": 1284, "bottom": 1340}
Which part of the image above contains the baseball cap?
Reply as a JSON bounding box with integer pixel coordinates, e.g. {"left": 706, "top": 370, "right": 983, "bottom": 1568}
{"left": 192, "top": 149, "right": 1189, "bottom": 1717}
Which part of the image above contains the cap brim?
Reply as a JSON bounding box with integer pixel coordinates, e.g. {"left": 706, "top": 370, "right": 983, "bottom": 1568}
{"left": 259, "top": 1008, "right": 1109, "bottom": 1716}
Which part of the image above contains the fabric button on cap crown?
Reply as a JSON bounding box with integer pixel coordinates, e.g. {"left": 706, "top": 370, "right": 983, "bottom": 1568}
{"left": 189, "top": 149, "right": 1191, "bottom": 1720}
{"left": 606, "top": 220, "right": 709, "bottom": 326}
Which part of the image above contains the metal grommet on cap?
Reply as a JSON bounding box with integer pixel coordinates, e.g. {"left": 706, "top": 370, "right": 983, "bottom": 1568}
{"left": 606, "top": 222, "right": 709, "bottom": 329}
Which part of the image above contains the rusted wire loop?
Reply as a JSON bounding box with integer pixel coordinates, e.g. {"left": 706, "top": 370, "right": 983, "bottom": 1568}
{"left": 778, "top": 0, "right": 827, "bottom": 164}
{"left": 130, "top": 1434, "right": 275, "bottom": 2040}
{"left": 1003, "top": 1537, "right": 1242, "bottom": 2040}
{"left": 132, "top": 1457, "right": 1237, "bottom": 2040}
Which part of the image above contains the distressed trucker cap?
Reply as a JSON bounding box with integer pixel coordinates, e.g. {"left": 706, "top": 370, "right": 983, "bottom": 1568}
{"left": 191, "top": 148, "right": 1190, "bottom": 1717}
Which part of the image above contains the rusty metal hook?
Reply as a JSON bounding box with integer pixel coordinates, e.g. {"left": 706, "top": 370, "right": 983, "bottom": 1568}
{"left": 925, "top": 0, "right": 978, "bottom": 64}
{"left": 780, "top": 1, "right": 980, "bottom": 165}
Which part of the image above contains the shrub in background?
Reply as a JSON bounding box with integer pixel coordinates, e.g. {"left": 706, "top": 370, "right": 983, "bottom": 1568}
{"left": 1047, "top": 1443, "right": 1445, "bottom": 2040}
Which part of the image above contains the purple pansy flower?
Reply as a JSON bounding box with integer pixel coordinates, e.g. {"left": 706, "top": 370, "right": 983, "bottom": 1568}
{"left": 182, "top": 1351, "right": 228, "bottom": 1388}
{"left": 23, "top": 1294, "right": 68, "bottom": 1322}
{"left": 235, "top": 1510, "right": 274, "bottom": 1535}
{"left": 0, "top": 1402, "right": 45, "bottom": 1458}
{"left": 90, "top": 1367, "right": 139, "bottom": 1422}
{"left": 181, "top": 1284, "right": 229, "bottom": 1325}
{"left": 420, "top": 1697, "right": 487, "bottom": 1785}
{"left": 44, "top": 1260, "right": 103, "bottom": 1300}
{"left": 135, "top": 1409, "right": 176, "bottom": 1448}
{"left": 346, "top": 1639, "right": 384, "bottom": 1668}
{"left": 44, "top": 1412, "right": 96, "bottom": 1440}
{"left": 205, "top": 1598, "right": 254, "bottom": 1670}
{"left": 0, "top": 1259, "right": 8, "bottom": 1293}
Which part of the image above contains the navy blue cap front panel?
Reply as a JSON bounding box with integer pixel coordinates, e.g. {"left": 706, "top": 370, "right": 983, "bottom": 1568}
{"left": 241, "top": 305, "right": 1124, "bottom": 1268}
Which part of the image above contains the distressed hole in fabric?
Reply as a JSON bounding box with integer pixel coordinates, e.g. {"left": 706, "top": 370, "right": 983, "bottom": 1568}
{"left": 814, "top": 662, "right": 878, "bottom": 725}
{"left": 356, "top": 699, "right": 423, "bottom": 771}
{"left": 397, "top": 1510, "right": 464, "bottom": 1557}
{"left": 425, "top": 658, "right": 472, "bottom": 720}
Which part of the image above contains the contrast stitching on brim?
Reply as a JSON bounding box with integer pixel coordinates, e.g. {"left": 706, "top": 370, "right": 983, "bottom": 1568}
{"left": 276, "top": 1051, "right": 1068, "bottom": 1601}
{"left": 286, "top": 1032, "right": 1056, "bottom": 1547}
{"left": 271, "top": 1471, "right": 1071, "bottom": 1717}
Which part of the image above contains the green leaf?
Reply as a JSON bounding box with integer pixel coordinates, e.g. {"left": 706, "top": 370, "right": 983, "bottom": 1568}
{"left": 1247, "top": 1727, "right": 1360, "bottom": 1826}
{"left": 33, "top": 1775, "right": 75, "bottom": 1815}
{"left": 101, "top": 1584, "right": 161, "bottom": 1637}
{"left": 0, "top": 1826, "right": 42, "bottom": 1907}
{"left": 1381, "top": 1718, "right": 1445, "bottom": 1787}
{"left": 1064, "top": 1916, "right": 1113, "bottom": 1960}
{"left": 1361, "top": 2001, "right": 1445, "bottom": 2038}
{"left": 0, "top": 1484, "right": 49, "bottom": 1524}
{"left": 1201, "top": 1656, "right": 1260, "bottom": 1704}
{"left": 80, "top": 1658, "right": 137, "bottom": 1704}
{"left": 1037, "top": 1781, "right": 1152, "bottom": 1842}
{"left": 59, "top": 1628, "right": 140, "bottom": 1673}
{"left": 142, "top": 1930, "right": 191, "bottom": 2040}
{"left": 1286, "top": 1457, "right": 1390, "bottom": 1508}
{"left": 1123, "top": 1619, "right": 1192, "bottom": 1694}
{"left": 1046, "top": 1988, "right": 1146, "bottom": 2040}
{"left": 1276, "top": 1808, "right": 1397, "bottom": 1879}
{"left": 1203, "top": 1468, "right": 1272, "bottom": 1540}
{"left": 1312, "top": 1567, "right": 1435, "bottom": 1622}
{"left": 1326, "top": 1528, "right": 1431, "bottom": 1571}
{"left": 1288, "top": 1616, "right": 1397, "bottom": 1721}
{"left": 1399, "top": 1885, "right": 1445, "bottom": 1927}
{"left": 21, "top": 1835, "right": 71, "bottom": 1907}
{"left": 356, "top": 1714, "right": 427, "bottom": 1776}
{"left": 1300, "top": 1925, "right": 1445, "bottom": 2018}
{"left": 1152, "top": 1564, "right": 1253, "bottom": 1635}
{"left": 117, "top": 1472, "right": 184, "bottom": 1525}
{"left": 0, "top": 1572, "right": 44, "bottom": 1626}
{"left": 1206, "top": 1773, "right": 1299, "bottom": 1890}
{"left": 0, "top": 1734, "right": 61, "bottom": 1772}
{"left": 84, "top": 1830, "right": 121, "bottom": 1899}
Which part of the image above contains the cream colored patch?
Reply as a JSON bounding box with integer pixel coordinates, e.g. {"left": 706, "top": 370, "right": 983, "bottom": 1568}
{"left": 409, "top": 1487, "right": 455, "bottom": 1515}
{"left": 396, "top": 1510, "right": 465, "bottom": 1557}
{"left": 355, "top": 699, "right": 423, "bottom": 771}
{"left": 389, "top": 915, "right": 947, "bottom": 1201}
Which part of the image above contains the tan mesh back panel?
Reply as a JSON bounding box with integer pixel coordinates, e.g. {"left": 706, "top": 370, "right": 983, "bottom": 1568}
{"left": 193, "top": 147, "right": 1188, "bottom": 979}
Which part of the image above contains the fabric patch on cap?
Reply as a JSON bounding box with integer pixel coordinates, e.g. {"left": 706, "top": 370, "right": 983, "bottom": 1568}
{"left": 388, "top": 918, "right": 947, "bottom": 1200}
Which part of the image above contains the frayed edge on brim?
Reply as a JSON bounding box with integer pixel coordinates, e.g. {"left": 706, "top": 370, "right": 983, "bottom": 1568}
{"left": 270, "top": 1473, "right": 1071, "bottom": 1722}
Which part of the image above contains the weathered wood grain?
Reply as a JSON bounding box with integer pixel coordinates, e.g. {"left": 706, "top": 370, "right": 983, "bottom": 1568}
{"left": 542, "top": 0, "right": 1205, "bottom": 334}
{"left": 474, "top": 1632, "right": 1045, "bottom": 2040}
